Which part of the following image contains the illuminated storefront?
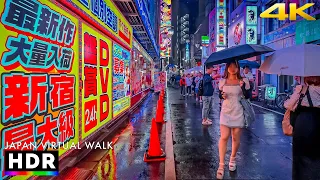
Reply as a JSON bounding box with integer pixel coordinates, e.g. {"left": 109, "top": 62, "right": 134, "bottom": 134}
{"left": 131, "top": 38, "right": 154, "bottom": 108}
{"left": 0, "top": 0, "right": 134, "bottom": 179}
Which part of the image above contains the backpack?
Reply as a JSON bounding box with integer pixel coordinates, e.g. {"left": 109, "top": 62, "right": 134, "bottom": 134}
{"left": 192, "top": 78, "right": 196, "bottom": 86}
{"left": 198, "top": 79, "right": 204, "bottom": 96}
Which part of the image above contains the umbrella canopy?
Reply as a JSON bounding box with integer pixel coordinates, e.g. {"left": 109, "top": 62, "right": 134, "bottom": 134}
{"left": 205, "top": 44, "right": 274, "bottom": 66}
{"left": 239, "top": 60, "right": 260, "bottom": 69}
{"left": 259, "top": 44, "right": 320, "bottom": 76}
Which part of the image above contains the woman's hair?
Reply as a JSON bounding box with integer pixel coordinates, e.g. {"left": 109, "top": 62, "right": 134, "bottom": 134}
{"left": 305, "top": 76, "right": 320, "bottom": 86}
{"left": 223, "top": 61, "right": 242, "bottom": 79}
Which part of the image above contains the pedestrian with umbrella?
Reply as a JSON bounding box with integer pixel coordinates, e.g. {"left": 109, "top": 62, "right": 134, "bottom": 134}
{"left": 204, "top": 44, "right": 274, "bottom": 179}
{"left": 260, "top": 44, "right": 320, "bottom": 180}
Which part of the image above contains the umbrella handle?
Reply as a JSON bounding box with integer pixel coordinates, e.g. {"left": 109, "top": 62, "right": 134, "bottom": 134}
{"left": 279, "top": 66, "right": 288, "bottom": 76}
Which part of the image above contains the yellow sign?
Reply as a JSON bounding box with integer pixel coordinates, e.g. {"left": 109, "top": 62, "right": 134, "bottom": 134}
{"left": 81, "top": 23, "right": 113, "bottom": 139}
{"left": 72, "top": 0, "right": 133, "bottom": 48}
{"left": 260, "top": 3, "right": 315, "bottom": 21}
{"left": 113, "top": 96, "right": 130, "bottom": 117}
{"left": 0, "top": 0, "right": 79, "bottom": 179}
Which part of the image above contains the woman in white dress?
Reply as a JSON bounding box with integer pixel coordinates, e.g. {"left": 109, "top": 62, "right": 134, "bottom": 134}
{"left": 216, "top": 61, "right": 251, "bottom": 179}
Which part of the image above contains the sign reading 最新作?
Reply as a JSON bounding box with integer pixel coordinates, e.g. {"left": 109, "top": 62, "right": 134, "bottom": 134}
{"left": 81, "top": 23, "right": 113, "bottom": 139}
{"left": 113, "top": 43, "right": 131, "bottom": 118}
{"left": 74, "top": 0, "right": 133, "bottom": 48}
{"left": 0, "top": 0, "right": 80, "bottom": 179}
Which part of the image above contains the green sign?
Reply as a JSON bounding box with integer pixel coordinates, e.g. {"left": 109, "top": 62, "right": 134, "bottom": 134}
{"left": 202, "top": 36, "right": 209, "bottom": 44}
{"left": 246, "top": 26, "right": 257, "bottom": 44}
{"left": 246, "top": 6, "right": 257, "bottom": 25}
{"left": 296, "top": 19, "right": 320, "bottom": 44}
{"left": 265, "top": 87, "right": 276, "bottom": 100}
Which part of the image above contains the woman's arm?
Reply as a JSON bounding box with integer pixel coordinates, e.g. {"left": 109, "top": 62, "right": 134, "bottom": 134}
{"left": 219, "top": 90, "right": 224, "bottom": 99}
{"left": 241, "top": 84, "right": 251, "bottom": 99}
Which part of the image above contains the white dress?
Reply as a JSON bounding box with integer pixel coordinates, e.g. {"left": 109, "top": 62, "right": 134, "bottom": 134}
{"left": 219, "top": 78, "right": 250, "bottom": 128}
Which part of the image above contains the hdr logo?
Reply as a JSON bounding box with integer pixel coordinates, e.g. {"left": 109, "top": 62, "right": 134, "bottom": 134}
{"left": 4, "top": 151, "right": 59, "bottom": 176}
{"left": 260, "top": 3, "right": 316, "bottom": 21}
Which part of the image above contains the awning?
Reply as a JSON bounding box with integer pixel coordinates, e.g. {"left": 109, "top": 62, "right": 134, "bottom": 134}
{"left": 309, "top": 39, "right": 320, "bottom": 45}
{"left": 114, "top": 0, "right": 159, "bottom": 58}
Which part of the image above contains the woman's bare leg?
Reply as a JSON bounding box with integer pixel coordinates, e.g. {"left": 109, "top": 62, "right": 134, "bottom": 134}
{"left": 219, "top": 125, "right": 231, "bottom": 164}
{"left": 231, "top": 128, "right": 242, "bottom": 157}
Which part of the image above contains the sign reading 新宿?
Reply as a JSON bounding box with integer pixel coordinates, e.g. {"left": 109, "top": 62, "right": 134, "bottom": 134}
{"left": 296, "top": 19, "right": 320, "bottom": 44}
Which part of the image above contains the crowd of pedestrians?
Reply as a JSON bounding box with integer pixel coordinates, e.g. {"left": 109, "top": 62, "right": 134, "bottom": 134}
{"left": 177, "top": 63, "right": 320, "bottom": 179}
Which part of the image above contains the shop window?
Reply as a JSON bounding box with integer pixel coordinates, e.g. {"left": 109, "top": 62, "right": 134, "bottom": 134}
{"left": 266, "top": 18, "right": 279, "bottom": 33}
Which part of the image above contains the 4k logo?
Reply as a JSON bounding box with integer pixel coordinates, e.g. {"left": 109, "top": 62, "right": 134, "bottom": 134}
{"left": 260, "top": 3, "right": 315, "bottom": 21}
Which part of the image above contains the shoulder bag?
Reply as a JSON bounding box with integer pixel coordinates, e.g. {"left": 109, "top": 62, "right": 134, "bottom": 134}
{"left": 238, "top": 80, "right": 255, "bottom": 128}
{"left": 282, "top": 86, "right": 311, "bottom": 136}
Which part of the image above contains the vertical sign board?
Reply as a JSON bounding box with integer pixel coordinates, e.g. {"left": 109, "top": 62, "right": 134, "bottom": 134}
{"left": 113, "top": 44, "right": 131, "bottom": 118}
{"left": 154, "top": 72, "right": 167, "bottom": 92}
{"left": 0, "top": 0, "right": 79, "bottom": 179}
{"left": 245, "top": 6, "right": 258, "bottom": 44}
{"left": 228, "top": 17, "right": 245, "bottom": 47}
{"left": 81, "top": 23, "right": 113, "bottom": 139}
{"left": 216, "top": 0, "right": 227, "bottom": 48}
{"left": 186, "top": 43, "right": 190, "bottom": 61}
{"left": 209, "top": 9, "right": 216, "bottom": 54}
{"left": 160, "top": 0, "right": 172, "bottom": 57}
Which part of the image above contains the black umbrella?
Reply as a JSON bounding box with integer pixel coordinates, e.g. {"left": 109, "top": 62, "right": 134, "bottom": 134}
{"left": 205, "top": 44, "right": 274, "bottom": 66}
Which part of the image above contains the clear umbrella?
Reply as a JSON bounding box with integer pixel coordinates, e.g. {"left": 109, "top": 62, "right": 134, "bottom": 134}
{"left": 259, "top": 44, "right": 320, "bottom": 76}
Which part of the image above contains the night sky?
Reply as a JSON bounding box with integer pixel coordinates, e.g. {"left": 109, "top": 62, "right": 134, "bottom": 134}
{"left": 178, "top": 0, "right": 199, "bottom": 34}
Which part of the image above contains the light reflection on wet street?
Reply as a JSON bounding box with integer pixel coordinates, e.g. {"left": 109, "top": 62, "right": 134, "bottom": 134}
{"left": 58, "top": 88, "right": 292, "bottom": 180}
{"left": 167, "top": 87, "right": 292, "bottom": 180}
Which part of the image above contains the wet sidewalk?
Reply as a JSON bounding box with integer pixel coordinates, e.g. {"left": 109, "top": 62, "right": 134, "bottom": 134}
{"left": 55, "top": 93, "right": 166, "bottom": 180}
{"left": 167, "top": 87, "right": 292, "bottom": 180}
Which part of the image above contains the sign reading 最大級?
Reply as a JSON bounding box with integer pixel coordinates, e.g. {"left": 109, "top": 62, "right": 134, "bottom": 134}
{"left": 81, "top": 23, "right": 113, "bottom": 139}
{"left": 74, "top": 0, "right": 133, "bottom": 48}
{"left": 113, "top": 44, "right": 131, "bottom": 118}
{"left": 0, "top": 0, "right": 80, "bottom": 179}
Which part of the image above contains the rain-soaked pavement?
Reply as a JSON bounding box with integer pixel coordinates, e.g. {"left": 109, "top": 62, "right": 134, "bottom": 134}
{"left": 56, "top": 93, "right": 166, "bottom": 180}
{"left": 55, "top": 87, "right": 292, "bottom": 180}
{"left": 167, "top": 87, "right": 292, "bottom": 180}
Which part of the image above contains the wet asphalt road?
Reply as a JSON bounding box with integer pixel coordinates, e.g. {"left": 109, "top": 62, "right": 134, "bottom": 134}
{"left": 56, "top": 87, "right": 292, "bottom": 180}
{"left": 167, "top": 87, "right": 292, "bottom": 180}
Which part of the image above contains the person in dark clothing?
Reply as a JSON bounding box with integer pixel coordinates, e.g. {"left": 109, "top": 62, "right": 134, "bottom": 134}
{"left": 284, "top": 76, "right": 320, "bottom": 180}
{"left": 202, "top": 66, "right": 215, "bottom": 126}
